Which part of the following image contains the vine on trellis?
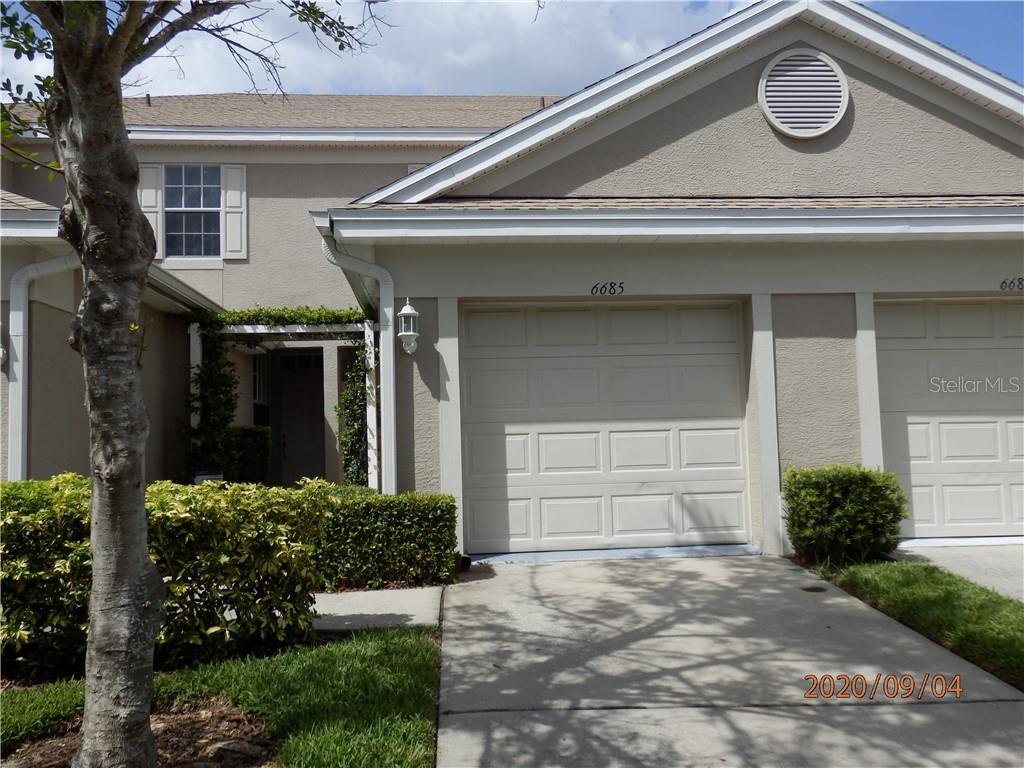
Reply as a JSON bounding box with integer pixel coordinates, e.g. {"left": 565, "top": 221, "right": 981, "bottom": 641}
{"left": 335, "top": 343, "right": 373, "bottom": 486}
{"left": 187, "top": 306, "right": 368, "bottom": 484}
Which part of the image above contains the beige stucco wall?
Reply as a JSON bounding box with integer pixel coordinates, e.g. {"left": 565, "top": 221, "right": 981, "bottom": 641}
{"left": 164, "top": 162, "right": 413, "bottom": 309}
{"left": 1, "top": 246, "right": 194, "bottom": 482}
{"left": 772, "top": 294, "right": 861, "bottom": 470}
{"left": 395, "top": 297, "right": 440, "bottom": 492}
{"left": 28, "top": 300, "right": 90, "bottom": 478}
{"left": 461, "top": 29, "right": 1022, "bottom": 197}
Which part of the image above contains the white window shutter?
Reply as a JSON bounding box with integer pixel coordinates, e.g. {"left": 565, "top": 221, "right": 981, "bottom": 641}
{"left": 138, "top": 163, "right": 162, "bottom": 259}
{"left": 221, "top": 164, "right": 247, "bottom": 260}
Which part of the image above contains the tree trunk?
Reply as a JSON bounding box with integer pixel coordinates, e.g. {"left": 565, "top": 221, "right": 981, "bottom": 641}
{"left": 44, "top": 30, "right": 165, "bottom": 768}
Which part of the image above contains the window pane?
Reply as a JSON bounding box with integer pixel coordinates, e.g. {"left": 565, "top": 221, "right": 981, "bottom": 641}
{"left": 165, "top": 212, "right": 184, "bottom": 233}
{"left": 166, "top": 234, "right": 183, "bottom": 257}
{"left": 202, "top": 187, "right": 220, "bottom": 208}
{"left": 202, "top": 165, "right": 220, "bottom": 185}
{"left": 165, "top": 187, "right": 183, "bottom": 208}
{"left": 184, "top": 187, "right": 202, "bottom": 207}
{"left": 164, "top": 165, "right": 182, "bottom": 185}
{"left": 203, "top": 212, "right": 220, "bottom": 233}
{"left": 183, "top": 165, "right": 202, "bottom": 185}
{"left": 184, "top": 212, "right": 203, "bottom": 232}
{"left": 203, "top": 234, "right": 220, "bottom": 256}
{"left": 185, "top": 234, "right": 203, "bottom": 255}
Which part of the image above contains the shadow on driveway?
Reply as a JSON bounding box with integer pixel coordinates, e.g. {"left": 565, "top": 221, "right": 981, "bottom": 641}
{"left": 438, "top": 556, "right": 1023, "bottom": 767}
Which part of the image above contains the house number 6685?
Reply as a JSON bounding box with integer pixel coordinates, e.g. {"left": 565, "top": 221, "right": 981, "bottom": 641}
{"left": 591, "top": 281, "right": 625, "bottom": 296}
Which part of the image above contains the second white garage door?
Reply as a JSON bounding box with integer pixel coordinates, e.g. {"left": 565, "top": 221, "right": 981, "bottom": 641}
{"left": 460, "top": 302, "right": 750, "bottom": 554}
{"left": 878, "top": 299, "right": 1024, "bottom": 538}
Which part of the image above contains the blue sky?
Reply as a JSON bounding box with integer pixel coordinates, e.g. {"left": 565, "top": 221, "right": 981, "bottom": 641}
{"left": 870, "top": 1, "right": 1023, "bottom": 83}
{"left": 2, "top": 1, "right": 1022, "bottom": 97}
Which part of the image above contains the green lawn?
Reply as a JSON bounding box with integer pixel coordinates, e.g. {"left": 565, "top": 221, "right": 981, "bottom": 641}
{"left": 836, "top": 561, "right": 1024, "bottom": 690}
{"left": 1, "top": 627, "right": 439, "bottom": 767}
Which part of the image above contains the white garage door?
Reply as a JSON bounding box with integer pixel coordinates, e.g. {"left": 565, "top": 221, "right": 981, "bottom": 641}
{"left": 877, "top": 299, "right": 1024, "bottom": 538}
{"left": 460, "top": 302, "right": 750, "bottom": 554}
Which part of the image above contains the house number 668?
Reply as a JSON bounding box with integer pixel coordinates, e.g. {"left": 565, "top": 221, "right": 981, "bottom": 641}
{"left": 591, "top": 281, "right": 625, "bottom": 296}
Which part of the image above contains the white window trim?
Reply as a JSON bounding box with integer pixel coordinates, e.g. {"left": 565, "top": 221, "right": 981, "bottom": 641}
{"left": 163, "top": 163, "right": 223, "bottom": 259}
{"left": 138, "top": 162, "right": 246, "bottom": 262}
{"left": 160, "top": 257, "right": 224, "bottom": 271}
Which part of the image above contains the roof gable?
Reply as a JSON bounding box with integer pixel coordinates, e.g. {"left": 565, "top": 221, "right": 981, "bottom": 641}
{"left": 357, "top": 0, "right": 1024, "bottom": 205}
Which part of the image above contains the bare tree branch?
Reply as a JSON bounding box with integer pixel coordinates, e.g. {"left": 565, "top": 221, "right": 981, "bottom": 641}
{"left": 22, "top": 1, "right": 68, "bottom": 48}
{"left": 123, "top": 0, "right": 251, "bottom": 74}
{"left": 131, "top": 0, "right": 185, "bottom": 45}
{"left": 108, "top": 0, "right": 149, "bottom": 62}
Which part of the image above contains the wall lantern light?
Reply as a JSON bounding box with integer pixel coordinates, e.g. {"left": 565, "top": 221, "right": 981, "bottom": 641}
{"left": 397, "top": 298, "right": 419, "bottom": 354}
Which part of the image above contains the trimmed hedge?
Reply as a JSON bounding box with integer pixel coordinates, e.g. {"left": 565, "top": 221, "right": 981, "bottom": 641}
{"left": 782, "top": 464, "right": 908, "bottom": 567}
{"left": 304, "top": 481, "right": 459, "bottom": 590}
{"left": 0, "top": 475, "right": 457, "bottom": 679}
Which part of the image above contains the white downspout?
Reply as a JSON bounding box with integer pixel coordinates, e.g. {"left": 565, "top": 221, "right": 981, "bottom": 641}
{"left": 6, "top": 253, "right": 79, "bottom": 481}
{"left": 320, "top": 238, "right": 397, "bottom": 494}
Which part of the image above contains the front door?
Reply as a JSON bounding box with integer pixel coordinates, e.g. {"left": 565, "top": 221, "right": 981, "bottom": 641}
{"left": 276, "top": 350, "right": 326, "bottom": 486}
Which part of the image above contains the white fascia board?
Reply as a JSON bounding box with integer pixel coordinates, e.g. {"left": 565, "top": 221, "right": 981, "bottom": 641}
{"left": 0, "top": 210, "right": 59, "bottom": 240}
{"left": 357, "top": 0, "right": 806, "bottom": 204}
{"left": 123, "top": 125, "right": 489, "bottom": 145}
{"left": 358, "top": 0, "right": 1024, "bottom": 206}
{"left": 808, "top": 1, "right": 1024, "bottom": 118}
{"left": 328, "top": 206, "right": 1024, "bottom": 243}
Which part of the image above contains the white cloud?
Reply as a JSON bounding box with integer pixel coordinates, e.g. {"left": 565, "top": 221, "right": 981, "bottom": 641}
{"left": 2, "top": 1, "right": 753, "bottom": 99}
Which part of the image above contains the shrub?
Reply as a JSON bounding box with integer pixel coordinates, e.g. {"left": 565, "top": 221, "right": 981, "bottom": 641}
{"left": 782, "top": 465, "right": 908, "bottom": 567}
{"left": 223, "top": 424, "right": 272, "bottom": 484}
{"left": 1, "top": 475, "right": 321, "bottom": 678}
{"left": 0, "top": 475, "right": 92, "bottom": 675}
{"left": 1, "top": 475, "right": 459, "bottom": 679}
{"left": 303, "top": 480, "right": 458, "bottom": 590}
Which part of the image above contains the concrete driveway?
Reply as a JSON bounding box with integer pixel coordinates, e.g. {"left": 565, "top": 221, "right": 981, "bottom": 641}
{"left": 894, "top": 544, "right": 1024, "bottom": 601}
{"left": 438, "top": 556, "right": 1024, "bottom": 767}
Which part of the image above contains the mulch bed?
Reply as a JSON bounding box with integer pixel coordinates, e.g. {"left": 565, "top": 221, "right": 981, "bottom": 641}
{"left": 2, "top": 697, "right": 274, "bottom": 768}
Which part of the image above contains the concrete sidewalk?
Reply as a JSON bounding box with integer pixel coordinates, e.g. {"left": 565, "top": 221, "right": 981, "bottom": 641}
{"left": 313, "top": 586, "right": 442, "bottom": 631}
{"left": 438, "top": 557, "right": 1023, "bottom": 767}
{"left": 894, "top": 544, "right": 1024, "bottom": 601}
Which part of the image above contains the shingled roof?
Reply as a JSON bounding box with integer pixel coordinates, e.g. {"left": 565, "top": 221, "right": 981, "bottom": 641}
{"left": 103, "top": 93, "right": 557, "bottom": 129}
{"left": 0, "top": 189, "right": 57, "bottom": 211}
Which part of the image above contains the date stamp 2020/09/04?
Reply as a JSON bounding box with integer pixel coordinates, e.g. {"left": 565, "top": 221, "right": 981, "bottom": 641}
{"left": 804, "top": 673, "right": 963, "bottom": 701}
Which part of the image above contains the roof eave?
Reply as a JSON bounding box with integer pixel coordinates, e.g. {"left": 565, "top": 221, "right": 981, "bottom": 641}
{"left": 327, "top": 205, "right": 1024, "bottom": 244}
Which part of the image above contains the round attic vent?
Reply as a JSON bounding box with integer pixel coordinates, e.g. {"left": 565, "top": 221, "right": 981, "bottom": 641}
{"left": 758, "top": 49, "right": 849, "bottom": 139}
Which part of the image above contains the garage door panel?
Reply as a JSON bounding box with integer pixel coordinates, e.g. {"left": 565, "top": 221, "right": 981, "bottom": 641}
{"left": 1002, "top": 303, "right": 1024, "bottom": 337}
{"left": 464, "top": 484, "right": 749, "bottom": 552}
{"left": 461, "top": 304, "right": 749, "bottom": 554}
{"left": 610, "top": 430, "right": 672, "bottom": 471}
{"left": 464, "top": 308, "right": 528, "bottom": 348}
{"left": 934, "top": 302, "right": 996, "bottom": 339}
{"left": 612, "top": 495, "right": 675, "bottom": 536}
{"left": 938, "top": 422, "right": 1000, "bottom": 462}
{"left": 463, "top": 356, "right": 744, "bottom": 423}
{"left": 878, "top": 350, "right": 1023, "bottom": 412}
{"left": 536, "top": 308, "right": 599, "bottom": 346}
{"left": 878, "top": 299, "right": 1024, "bottom": 539}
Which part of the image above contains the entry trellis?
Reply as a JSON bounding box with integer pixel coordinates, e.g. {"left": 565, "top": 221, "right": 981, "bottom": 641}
{"left": 189, "top": 318, "right": 381, "bottom": 490}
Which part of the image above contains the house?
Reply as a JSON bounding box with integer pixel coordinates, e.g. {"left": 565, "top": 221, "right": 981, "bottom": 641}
{"left": 2, "top": 95, "right": 550, "bottom": 485}
{"left": 2, "top": 0, "right": 1022, "bottom": 557}
{"left": 312, "top": 0, "right": 1024, "bottom": 556}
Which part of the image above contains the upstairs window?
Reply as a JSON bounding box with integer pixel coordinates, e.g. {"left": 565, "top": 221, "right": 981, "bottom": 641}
{"left": 164, "top": 164, "right": 221, "bottom": 257}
